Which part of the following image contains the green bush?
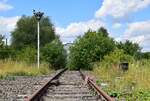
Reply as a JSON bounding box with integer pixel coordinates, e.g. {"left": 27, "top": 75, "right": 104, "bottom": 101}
{"left": 117, "top": 40, "right": 141, "bottom": 59}
{"left": 0, "top": 48, "right": 15, "bottom": 59}
{"left": 141, "top": 52, "right": 150, "bottom": 59}
{"left": 16, "top": 47, "right": 36, "bottom": 63}
{"left": 102, "top": 48, "right": 134, "bottom": 65}
{"left": 0, "top": 35, "right": 4, "bottom": 48}
{"left": 93, "top": 59, "right": 150, "bottom": 101}
{"left": 68, "top": 28, "right": 115, "bottom": 70}
{"left": 41, "top": 39, "right": 67, "bottom": 69}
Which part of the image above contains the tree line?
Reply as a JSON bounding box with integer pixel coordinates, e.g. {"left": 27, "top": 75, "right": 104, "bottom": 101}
{"left": 68, "top": 28, "right": 150, "bottom": 70}
{"left": 0, "top": 15, "right": 150, "bottom": 70}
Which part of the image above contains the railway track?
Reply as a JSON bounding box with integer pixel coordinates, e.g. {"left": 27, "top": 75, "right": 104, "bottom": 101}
{"left": 26, "top": 69, "right": 114, "bottom": 101}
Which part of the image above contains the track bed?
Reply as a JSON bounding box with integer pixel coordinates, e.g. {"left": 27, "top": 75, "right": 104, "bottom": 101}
{"left": 41, "top": 71, "right": 100, "bottom": 101}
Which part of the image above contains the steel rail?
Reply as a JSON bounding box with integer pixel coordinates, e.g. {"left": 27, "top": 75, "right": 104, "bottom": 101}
{"left": 79, "top": 70, "right": 114, "bottom": 101}
{"left": 25, "top": 68, "right": 67, "bottom": 101}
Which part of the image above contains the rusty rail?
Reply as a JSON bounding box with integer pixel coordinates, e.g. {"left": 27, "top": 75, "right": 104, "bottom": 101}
{"left": 26, "top": 68, "right": 67, "bottom": 101}
{"left": 79, "top": 70, "right": 114, "bottom": 101}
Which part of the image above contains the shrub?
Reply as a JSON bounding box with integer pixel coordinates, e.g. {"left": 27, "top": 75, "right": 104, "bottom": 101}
{"left": 92, "top": 59, "right": 150, "bottom": 101}
{"left": 117, "top": 40, "right": 141, "bottom": 59}
{"left": 16, "top": 47, "right": 36, "bottom": 63}
{"left": 102, "top": 48, "right": 134, "bottom": 66}
{"left": 0, "top": 47, "right": 15, "bottom": 59}
{"left": 41, "top": 39, "right": 67, "bottom": 69}
{"left": 68, "top": 28, "right": 115, "bottom": 70}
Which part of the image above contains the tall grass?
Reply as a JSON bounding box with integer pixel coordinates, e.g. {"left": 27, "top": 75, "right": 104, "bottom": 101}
{"left": 0, "top": 60, "right": 52, "bottom": 78}
{"left": 92, "top": 59, "right": 150, "bottom": 101}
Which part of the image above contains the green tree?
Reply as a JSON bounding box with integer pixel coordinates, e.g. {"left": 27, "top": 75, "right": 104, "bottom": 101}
{"left": 117, "top": 40, "right": 141, "bottom": 58}
{"left": 141, "top": 52, "right": 150, "bottom": 59}
{"left": 41, "top": 39, "right": 67, "bottom": 69}
{"left": 0, "top": 35, "right": 4, "bottom": 48}
{"left": 11, "top": 16, "right": 56, "bottom": 49}
{"left": 68, "top": 28, "right": 115, "bottom": 70}
{"left": 0, "top": 35, "right": 16, "bottom": 59}
{"left": 11, "top": 15, "right": 67, "bottom": 68}
{"left": 97, "top": 27, "right": 108, "bottom": 37}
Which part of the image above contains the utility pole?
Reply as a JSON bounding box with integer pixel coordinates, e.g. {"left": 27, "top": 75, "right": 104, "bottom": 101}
{"left": 33, "top": 10, "right": 44, "bottom": 69}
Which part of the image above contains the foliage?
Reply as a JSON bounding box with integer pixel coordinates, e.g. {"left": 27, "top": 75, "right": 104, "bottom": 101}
{"left": 108, "top": 89, "right": 150, "bottom": 101}
{"left": 0, "top": 35, "right": 16, "bottom": 59}
{"left": 92, "top": 59, "right": 150, "bottom": 101}
{"left": 41, "top": 39, "right": 67, "bottom": 69}
{"left": 97, "top": 27, "right": 109, "bottom": 37}
{"left": 0, "top": 35, "right": 4, "bottom": 48}
{"left": 101, "top": 48, "right": 134, "bottom": 68}
{"left": 117, "top": 40, "right": 141, "bottom": 59}
{"left": 141, "top": 52, "right": 150, "bottom": 59}
{"left": 68, "top": 28, "right": 115, "bottom": 70}
{"left": 0, "top": 47, "right": 15, "bottom": 59}
{"left": 16, "top": 47, "right": 37, "bottom": 63}
{"left": 11, "top": 16, "right": 56, "bottom": 49}
{"left": 9, "top": 15, "right": 67, "bottom": 69}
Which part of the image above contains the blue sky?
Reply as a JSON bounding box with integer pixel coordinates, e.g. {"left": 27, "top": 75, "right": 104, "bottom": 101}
{"left": 1, "top": 0, "right": 101, "bottom": 26}
{"left": 0, "top": 0, "right": 150, "bottom": 51}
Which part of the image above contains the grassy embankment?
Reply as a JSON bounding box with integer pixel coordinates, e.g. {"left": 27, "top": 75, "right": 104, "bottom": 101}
{"left": 92, "top": 59, "right": 150, "bottom": 101}
{"left": 0, "top": 60, "right": 52, "bottom": 79}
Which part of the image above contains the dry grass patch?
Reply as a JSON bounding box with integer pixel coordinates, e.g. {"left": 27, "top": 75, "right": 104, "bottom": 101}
{"left": 0, "top": 60, "right": 53, "bottom": 78}
{"left": 92, "top": 60, "right": 150, "bottom": 100}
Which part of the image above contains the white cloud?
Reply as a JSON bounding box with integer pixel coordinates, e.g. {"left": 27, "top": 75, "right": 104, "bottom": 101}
{"left": 112, "top": 23, "right": 122, "bottom": 29}
{"left": 0, "top": 1, "right": 13, "bottom": 11}
{"left": 0, "top": 16, "right": 20, "bottom": 44}
{"left": 124, "top": 20, "right": 150, "bottom": 37}
{"left": 95, "top": 0, "right": 150, "bottom": 18}
{"left": 0, "top": 16, "right": 20, "bottom": 34}
{"left": 123, "top": 20, "right": 150, "bottom": 51}
{"left": 56, "top": 19, "right": 105, "bottom": 43}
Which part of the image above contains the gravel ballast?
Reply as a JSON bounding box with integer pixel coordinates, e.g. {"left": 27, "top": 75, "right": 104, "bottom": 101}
{"left": 0, "top": 74, "right": 55, "bottom": 101}
{"left": 0, "top": 70, "right": 97, "bottom": 101}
